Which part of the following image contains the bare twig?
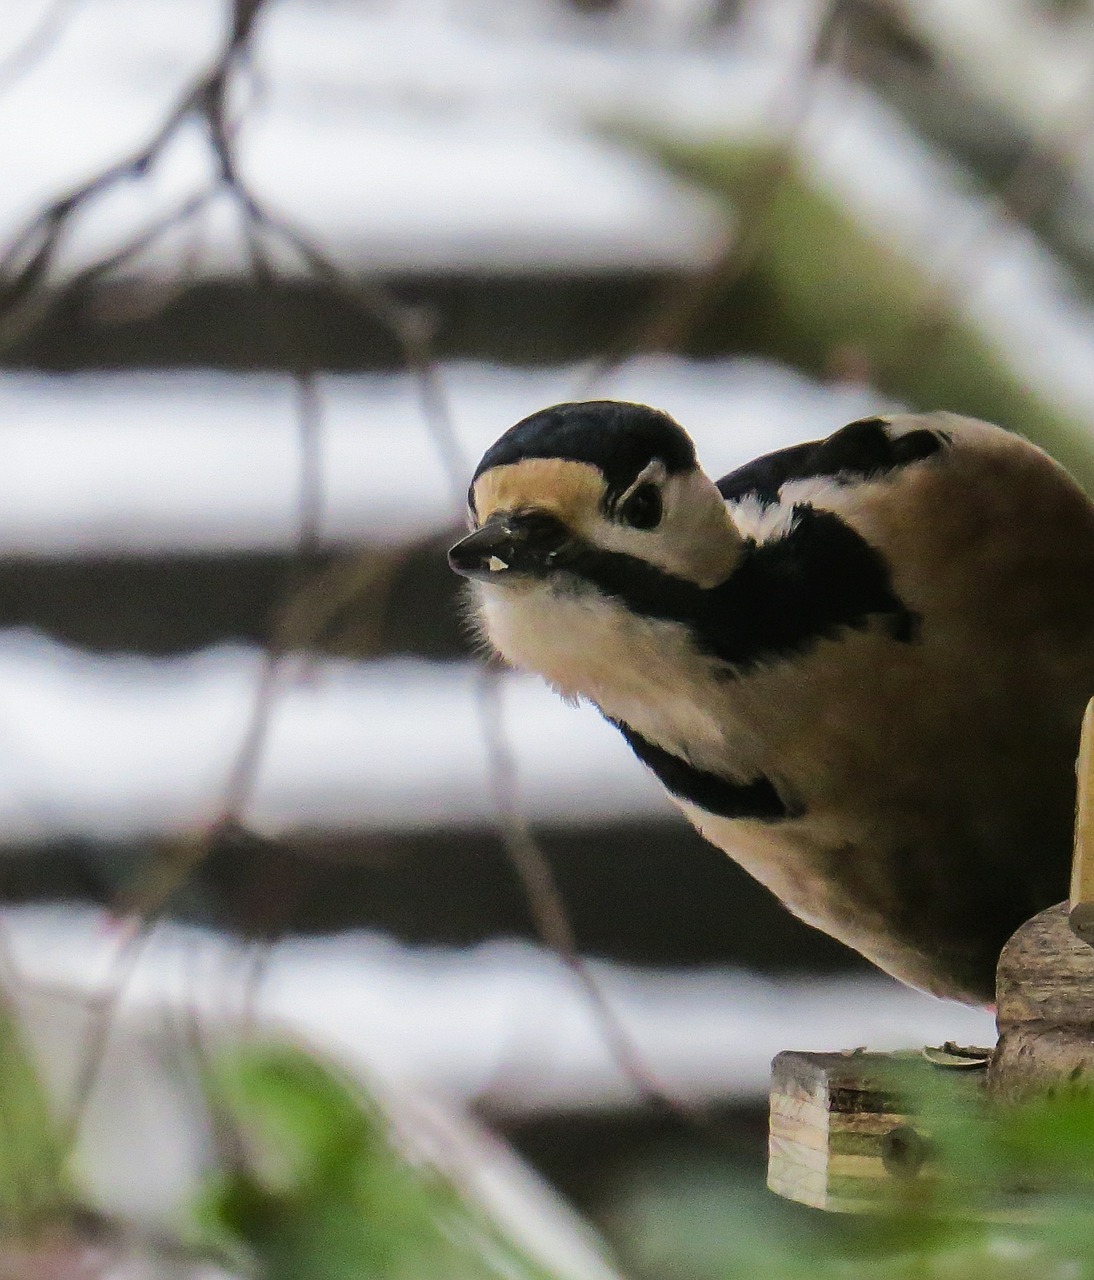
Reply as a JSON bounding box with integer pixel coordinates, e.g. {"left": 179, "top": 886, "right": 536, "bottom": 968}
{"left": 0, "top": 0, "right": 83, "bottom": 100}
{"left": 881, "top": 10, "right": 1094, "bottom": 393}
{"left": 60, "top": 920, "right": 152, "bottom": 1149}
{"left": 236, "top": 201, "right": 472, "bottom": 507}
{"left": 218, "top": 207, "right": 666, "bottom": 1111}
{"left": 579, "top": 0, "right": 843, "bottom": 395}
{"left": 0, "top": 189, "right": 217, "bottom": 354}
{"left": 59, "top": 641, "right": 287, "bottom": 1147}
{"left": 0, "top": 0, "right": 267, "bottom": 339}
{"left": 78, "top": 209, "right": 344, "bottom": 1126}
{"left": 51, "top": 1, "right": 302, "bottom": 1147}
{"left": 476, "top": 670, "right": 695, "bottom": 1116}
{"left": 177, "top": 976, "right": 252, "bottom": 1172}
{"left": 1, "top": 0, "right": 732, "bottom": 1158}
{"left": 294, "top": 373, "right": 325, "bottom": 558}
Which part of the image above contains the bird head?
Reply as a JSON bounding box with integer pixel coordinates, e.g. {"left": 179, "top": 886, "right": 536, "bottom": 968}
{"left": 449, "top": 400, "right": 741, "bottom": 591}
{"left": 448, "top": 401, "right": 744, "bottom": 692}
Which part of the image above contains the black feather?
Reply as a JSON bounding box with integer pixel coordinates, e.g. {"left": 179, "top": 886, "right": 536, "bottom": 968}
{"left": 613, "top": 721, "right": 798, "bottom": 820}
{"left": 473, "top": 401, "right": 696, "bottom": 500}
{"left": 567, "top": 505, "right": 918, "bottom": 673}
{"left": 717, "top": 417, "right": 948, "bottom": 506}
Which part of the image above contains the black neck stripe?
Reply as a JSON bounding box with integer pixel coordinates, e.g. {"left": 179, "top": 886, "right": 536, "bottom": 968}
{"left": 613, "top": 721, "right": 797, "bottom": 821}
{"left": 567, "top": 505, "right": 917, "bottom": 673}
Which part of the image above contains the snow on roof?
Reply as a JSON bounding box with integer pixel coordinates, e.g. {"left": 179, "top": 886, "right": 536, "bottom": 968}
{"left": 7, "top": 903, "right": 997, "bottom": 1120}
{"left": 0, "top": 0, "right": 729, "bottom": 277}
{"left": 4, "top": 0, "right": 1094, "bottom": 436}
{"left": 0, "top": 356, "right": 879, "bottom": 843}
{"left": 4, "top": 1, "right": 1094, "bottom": 421}
{"left": 0, "top": 357, "right": 883, "bottom": 555}
{"left": 0, "top": 634, "right": 670, "bottom": 843}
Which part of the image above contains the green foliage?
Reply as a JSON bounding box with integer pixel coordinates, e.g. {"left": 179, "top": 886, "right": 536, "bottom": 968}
{"left": 0, "top": 997, "right": 70, "bottom": 1236}
{"left": 186, "top": 1040, "right": 1094, "bottom": 1280}
{"left": 609, "top": 1067, "right": 1094, "bottom": 1280}
{"left": 194, "top": 1043, "right": 559, "bottom": 1280}
{"left": 188, "top": 1039, "right": 1094, "bottom": 1280}
{"left": 633, "top": 136, "right": 1094, "bottom": 496}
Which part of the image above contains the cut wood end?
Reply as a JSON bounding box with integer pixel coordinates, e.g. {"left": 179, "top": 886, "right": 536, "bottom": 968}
{"left": 768, "top": 1050, "right": 985, "bottom": 1213}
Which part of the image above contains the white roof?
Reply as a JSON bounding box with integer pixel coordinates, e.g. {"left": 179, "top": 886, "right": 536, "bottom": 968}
{"left": 9, "top": 903, "right": 997, "bottom": 1122}
{"left": 0, "top": 635, "right": 670, "bottom": 843}
{"left": 4, "top": 0, "right": 1094, "bottom": 422}
{"left": 0, "top": 357, "right": 883, "bottom": 555}
{"left": 0, "top": 0, "right": 729, "bottom": 276}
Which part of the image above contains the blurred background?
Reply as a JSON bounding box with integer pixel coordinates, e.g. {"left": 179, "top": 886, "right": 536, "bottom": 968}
{"left": 0, "top": 0, "right": 1088, "bottom": 1275}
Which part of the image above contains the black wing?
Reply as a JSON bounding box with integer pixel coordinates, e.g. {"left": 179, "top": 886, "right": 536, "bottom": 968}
{"left": 717, "top": 417, "right": 948, "bottom": 507}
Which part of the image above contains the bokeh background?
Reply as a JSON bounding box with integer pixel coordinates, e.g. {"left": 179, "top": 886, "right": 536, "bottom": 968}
{"left": 0, "top": 0, "right": 1088, "bottom": 1275}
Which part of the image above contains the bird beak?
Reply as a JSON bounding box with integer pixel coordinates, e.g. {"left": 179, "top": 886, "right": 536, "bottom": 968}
{"left": 448, "top": 511, "right": 575, "bottom": 582}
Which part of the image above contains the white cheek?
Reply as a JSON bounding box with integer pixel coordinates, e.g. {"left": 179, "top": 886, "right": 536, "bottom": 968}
{"left": 593, "top": 475, "right": 740, "bottom": 587}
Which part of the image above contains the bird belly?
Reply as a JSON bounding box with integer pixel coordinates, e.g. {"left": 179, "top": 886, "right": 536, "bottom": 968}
{"left": 675, "top": 802, "right": 984, "bottom": 1001}
{"left": 675, "top": 783, "right": 1071, "bottom": 1005}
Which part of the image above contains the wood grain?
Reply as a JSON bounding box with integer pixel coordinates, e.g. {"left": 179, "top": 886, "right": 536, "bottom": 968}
{"left": 991, "top": 900, "right": 1094, "bottom": 1102}
{"left": 768, "top": 1050, "right": 985, "bottom": 1212}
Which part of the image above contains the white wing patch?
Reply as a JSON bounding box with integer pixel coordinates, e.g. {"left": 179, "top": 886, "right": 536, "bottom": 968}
{"left": 727, "top": 476, "right": 848, "bottom": 544}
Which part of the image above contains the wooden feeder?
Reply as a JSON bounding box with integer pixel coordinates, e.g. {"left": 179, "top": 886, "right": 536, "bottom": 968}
{"left": 768, "top": 1047, "right": 986, "bottom": 1212}
{"left": 767, "top": 697, "right": 1094, "bottom": 1212}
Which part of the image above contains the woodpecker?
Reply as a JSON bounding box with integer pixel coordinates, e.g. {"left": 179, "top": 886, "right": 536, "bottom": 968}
{"left": 448, "top": 403, "right": 1094, "bottom": 1004}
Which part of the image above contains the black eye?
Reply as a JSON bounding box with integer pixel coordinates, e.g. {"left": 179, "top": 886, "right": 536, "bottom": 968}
{"left": 618, "top": 483, "right": 663, "bottom": 530}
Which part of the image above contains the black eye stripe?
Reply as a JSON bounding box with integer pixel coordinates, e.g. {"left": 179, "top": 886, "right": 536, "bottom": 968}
{"left": 564, "top": 505, "right": 917, "bottom": 671}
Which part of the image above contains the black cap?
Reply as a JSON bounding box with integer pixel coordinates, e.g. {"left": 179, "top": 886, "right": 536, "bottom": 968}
{"left": 472, "top": 401, "right": 696, "bottom": 503}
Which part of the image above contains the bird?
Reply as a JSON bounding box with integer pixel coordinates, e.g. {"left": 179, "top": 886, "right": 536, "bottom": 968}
{"left": 448, "top": 402, "right": 1094, "bottom": 1005}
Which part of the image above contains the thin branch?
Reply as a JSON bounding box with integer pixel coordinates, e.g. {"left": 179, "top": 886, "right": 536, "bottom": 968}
{"left": 59, "top": 920, "right": 151, "bottom": 1150}
{"left": 880, "top": 6, "right": 1094, "bottom": 395}
{"left": 579, "top": 0, "right": 843, "bottom": 395}
{"left": 259, "top": 159, "right": 703, "bottom": 1113}
{"left": 0, "top": 0, "right": 721, "bottom": 1154}
{"left": 476, "top": 669, "right": 694, "bottom": 1118}
{"left": 54, "top": 2, "right": 291, "bottom": 1150}
{"left": 293, "top": 373, "right": 325, "bottom": 558}
{"left": 0, "top": 0, "right": 268, "bottom": 326}
{"left": 0, "top": 0, "right": 83, "bottom": 101}
{"left": 238, "top": 200, "right": 472, "bottom": 507}
{"left": 0, "top": 188, "right": 217, "bottom": 355}
{"left": 0, "top": 91, "right": 194, "bottom": 297}
{"left": 65, "top": 232, "right": 333, "bottom": 1151}
{"left": 261, "top": 140, "right": 705, "bottom": 1110}
{"left": 60, "top": 649, "right": 286, "bottom": 1149}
